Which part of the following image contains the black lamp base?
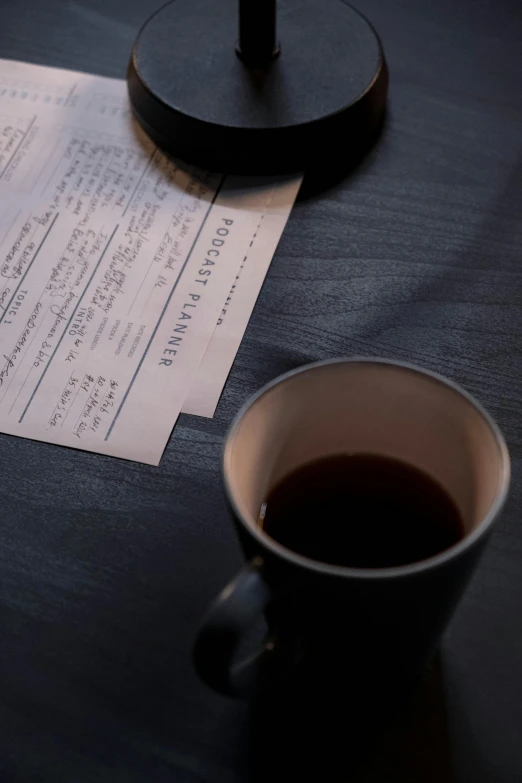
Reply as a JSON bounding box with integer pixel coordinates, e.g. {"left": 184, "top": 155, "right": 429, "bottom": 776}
{"left": 127, "top": 0, "right": 388, "bottom": 175}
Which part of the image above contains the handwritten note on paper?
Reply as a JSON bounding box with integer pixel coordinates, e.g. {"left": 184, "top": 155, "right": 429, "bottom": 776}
{"left": 0, "top": 59, "right": 301, "bottom": 463}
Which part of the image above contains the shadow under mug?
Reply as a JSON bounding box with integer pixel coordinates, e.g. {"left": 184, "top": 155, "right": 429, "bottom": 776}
{"left": 194, "top": 358, "right": 510, "bottom": 696}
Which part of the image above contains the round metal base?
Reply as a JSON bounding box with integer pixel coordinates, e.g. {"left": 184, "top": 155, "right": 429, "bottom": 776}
{"left": 127, "top": 0, "right": 388, "bottom": 174}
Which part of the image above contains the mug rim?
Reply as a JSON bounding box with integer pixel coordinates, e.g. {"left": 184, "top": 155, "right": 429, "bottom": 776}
{"left": 223, "top": 357, "right": 511, "bottom": 580}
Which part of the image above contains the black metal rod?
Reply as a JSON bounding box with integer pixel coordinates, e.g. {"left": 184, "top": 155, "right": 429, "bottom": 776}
{"left": 237, "top": 0, "right": 280, "bottom": 67}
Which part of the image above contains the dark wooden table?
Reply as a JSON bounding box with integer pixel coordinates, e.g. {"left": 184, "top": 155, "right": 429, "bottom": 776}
{"left": 1, "top": 1, "right": 522, "bottom": 780}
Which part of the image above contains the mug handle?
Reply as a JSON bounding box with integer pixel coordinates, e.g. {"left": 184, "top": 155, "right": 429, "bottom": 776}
{"left": 193, "top": 557, "right": 297, "bottom": 696}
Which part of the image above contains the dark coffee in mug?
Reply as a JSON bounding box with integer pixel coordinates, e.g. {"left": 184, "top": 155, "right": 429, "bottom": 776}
{"left": 259, "top": 454, "right": 465, "bottom": 568}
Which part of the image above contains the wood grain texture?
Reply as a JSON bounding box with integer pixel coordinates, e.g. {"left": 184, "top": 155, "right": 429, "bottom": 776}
{"left": 1, "top": 0, "right": 522, "bottom": 780}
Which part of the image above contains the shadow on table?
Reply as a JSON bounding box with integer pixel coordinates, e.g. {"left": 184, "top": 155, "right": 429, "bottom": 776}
{"left": 218, "top": 109, "right": 388, "bottom": 203}
{"left": 241, "top": 652, "right": 458, "bottom": 783}
{"left": 297, "top": 110, "right": 388, "bottom": 202}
